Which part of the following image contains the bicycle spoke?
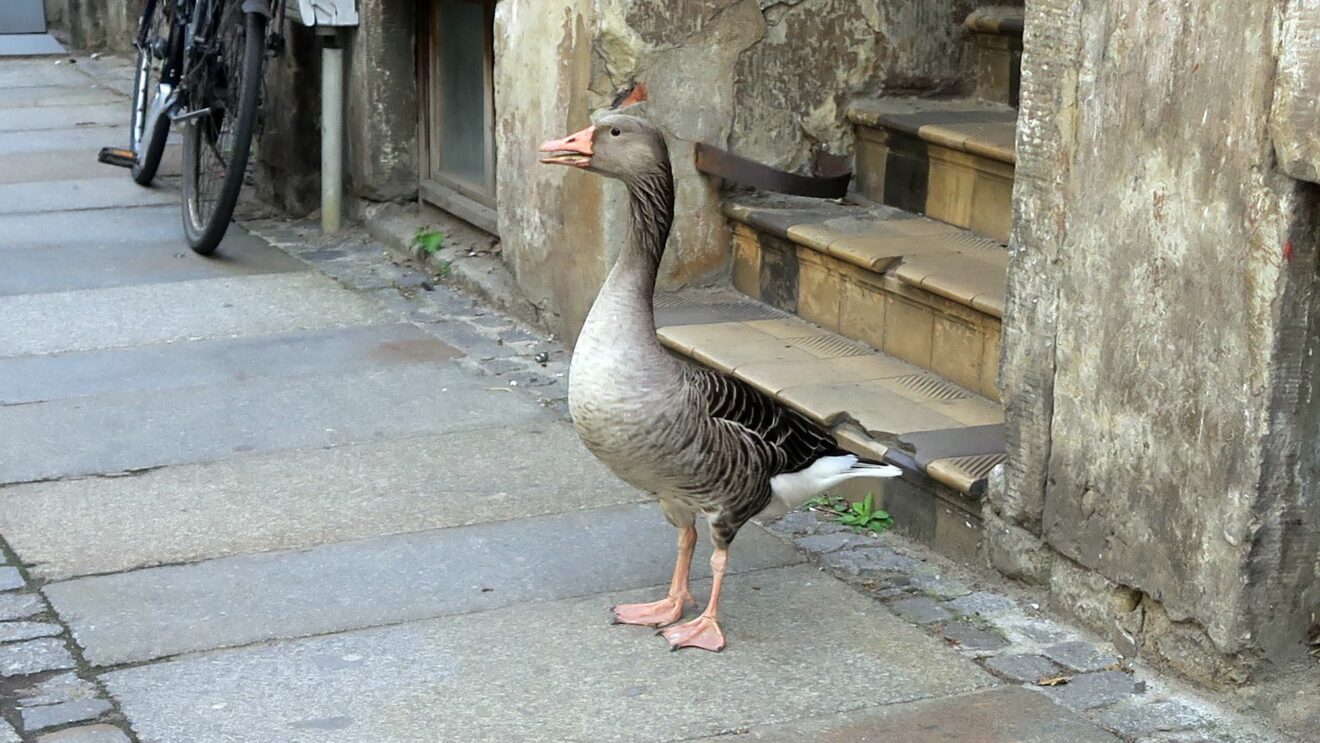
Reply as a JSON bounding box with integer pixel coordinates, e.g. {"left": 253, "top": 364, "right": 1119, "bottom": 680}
{"left": 189, "top": 5, "right": 249, "bottom": 232}
{"left": 178, "top": 1, "right": 266, "bottom": 254}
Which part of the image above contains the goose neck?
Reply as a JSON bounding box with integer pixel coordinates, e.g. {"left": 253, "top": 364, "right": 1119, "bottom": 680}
{"left": 612, "top": 168, "right": 673, "bottom": 290}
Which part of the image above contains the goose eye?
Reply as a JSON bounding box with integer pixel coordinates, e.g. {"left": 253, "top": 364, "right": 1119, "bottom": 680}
{"left": 610, "top": 127, "right": 621, "bottom": 137}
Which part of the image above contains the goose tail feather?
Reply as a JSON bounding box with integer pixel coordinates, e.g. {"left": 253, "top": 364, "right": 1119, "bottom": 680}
{"left": 759, "top": 455, "right": 902, "bottom": 520}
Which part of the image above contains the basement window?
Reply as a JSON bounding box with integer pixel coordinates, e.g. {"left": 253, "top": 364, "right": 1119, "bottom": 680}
{"left": 419, "top": 0, "right": 498, "bottom": 234}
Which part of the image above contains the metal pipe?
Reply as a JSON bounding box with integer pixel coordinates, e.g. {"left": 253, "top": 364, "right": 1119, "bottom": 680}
{"left": 320, "top": 28, "right": 343, "bottom": 234}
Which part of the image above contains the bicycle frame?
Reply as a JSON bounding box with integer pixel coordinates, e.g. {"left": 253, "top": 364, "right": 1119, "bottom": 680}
{"left": 135, "top": 0, "right": 285, "bottom": 143}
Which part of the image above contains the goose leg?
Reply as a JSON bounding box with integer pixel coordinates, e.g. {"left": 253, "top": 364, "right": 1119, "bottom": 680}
{"left": 659, "top": 546, "right": 728, "bottom": 652}
{"left": 611, "top": 525, "right": 697, "bottom": 626}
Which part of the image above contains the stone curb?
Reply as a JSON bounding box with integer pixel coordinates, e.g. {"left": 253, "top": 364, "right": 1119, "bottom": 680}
{"left": 361, "top": 201, "right": 544, "bottom": 331}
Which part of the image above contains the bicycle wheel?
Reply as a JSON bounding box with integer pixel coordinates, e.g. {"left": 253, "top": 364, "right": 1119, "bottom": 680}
{"left": 130, "top": 0, "right": 172, "bottom": 186}
{"left": 180, "top": 5, "right": 266, "bottom": 256}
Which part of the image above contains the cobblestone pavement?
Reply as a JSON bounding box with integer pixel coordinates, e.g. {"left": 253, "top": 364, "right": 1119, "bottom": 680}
{"left": 0, "top": 54, "right": 1297, "bottom": 742}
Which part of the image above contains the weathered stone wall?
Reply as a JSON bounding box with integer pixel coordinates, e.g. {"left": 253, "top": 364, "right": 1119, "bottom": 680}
{"left": 1271, "top": 2, "right": 1320, "bottom": 185}
{"left": 497, "top": 0, "right": 981, "bottom": 342}
{"left": 252, "top": 2, "right": 419, "bottom": 217}
{"left": 253, "top": 21, "right": 323, "bottom": 217}
{"left": 344, "top": 0, "right": 418, "bottom": 203}
{"left": 43, "top": 0, "right": 67, "bottom": 33}
{"left": 493, "top": 0, "right": 605, "bottom": 339}
{"left": 993, "top": 0, "right": 1320, "bottom": 684}
{"left": 56, "top": 0, "right": 135, "bottom": 53}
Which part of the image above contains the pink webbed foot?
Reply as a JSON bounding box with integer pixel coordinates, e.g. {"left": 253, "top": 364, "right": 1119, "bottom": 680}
{"left": 658, "top": 614, "right": 726, "bottom": 652}
{"left": 611, "top": 594, "right": 694, "bottom": 627}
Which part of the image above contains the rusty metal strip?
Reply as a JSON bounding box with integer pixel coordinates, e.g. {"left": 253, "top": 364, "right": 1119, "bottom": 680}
{"left": 694, "top": 143, "right": 851, "bottom": 199}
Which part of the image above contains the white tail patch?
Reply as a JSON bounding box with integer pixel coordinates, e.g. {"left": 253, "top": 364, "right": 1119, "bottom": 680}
{"left": 759, "top": 455, "right": 901, "bottom": 520}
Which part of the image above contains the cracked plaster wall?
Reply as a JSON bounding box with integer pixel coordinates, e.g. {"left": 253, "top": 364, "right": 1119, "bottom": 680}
{"left": 496, "top": 0, "right": 980, "bottom": 343}
{"left": 992, "top": 0, "right": 1320, "bottom": 685}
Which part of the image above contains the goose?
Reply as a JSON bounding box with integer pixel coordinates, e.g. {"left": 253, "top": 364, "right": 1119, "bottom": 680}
{"left": 538, "top": 109, "right": 901, "bottom": 652}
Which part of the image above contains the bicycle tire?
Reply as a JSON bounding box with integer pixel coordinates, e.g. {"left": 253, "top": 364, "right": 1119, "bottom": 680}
{"left": 130, "top": 0, "right": 171, "bottom": 186}
{"left": 181, "top": 9, "right": 266, "bottom": 256}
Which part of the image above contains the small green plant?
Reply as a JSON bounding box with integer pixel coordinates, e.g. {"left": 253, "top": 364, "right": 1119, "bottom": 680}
{"left": 807, "top": 492, "right": 894, "bottom": 534}
{"left": 802, "top": 495, "right": 836, "bottom": 510}
{"left": 413, "top": 227, "right": 445, "bottom": 256}
{"left": 835, "top": 493, "right": 893, "bottom": 534}
{"left": 434, "top": 258, "right": 452, "bottom": 278}
{"left": 802, "top": 493, "right": 895, "bottom": 534}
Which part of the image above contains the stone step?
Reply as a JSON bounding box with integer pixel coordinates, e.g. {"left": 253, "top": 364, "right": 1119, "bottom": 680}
{"left": 964, "top": 6, "right": 1025, "bottom": 107}
{"left": 723, "top": 193, "right": 1004, "bottom": 402}
{"left": 653, "top": 289, "right": 1006, "bottom": 558}
{"left": 849, "top": 97, "right": 1017, "bottom": 242}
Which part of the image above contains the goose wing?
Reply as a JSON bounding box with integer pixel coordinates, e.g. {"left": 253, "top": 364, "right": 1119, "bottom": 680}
{"left": 683, "top": 364, "right": 839, "bottom": 475}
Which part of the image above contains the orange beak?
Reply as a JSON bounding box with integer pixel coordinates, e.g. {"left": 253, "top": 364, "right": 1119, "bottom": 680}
{"left": 539, "top": 124, "right": 595, "bottom": 168}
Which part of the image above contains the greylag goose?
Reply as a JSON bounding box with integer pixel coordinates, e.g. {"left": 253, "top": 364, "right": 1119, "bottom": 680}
{"left": 539, "top": 110, "right": 901, "bottom": 652}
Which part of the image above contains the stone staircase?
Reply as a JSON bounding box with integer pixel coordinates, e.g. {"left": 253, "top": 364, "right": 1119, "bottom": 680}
{"left": 656, "top": 8, "right": 1022, "bottom": 558}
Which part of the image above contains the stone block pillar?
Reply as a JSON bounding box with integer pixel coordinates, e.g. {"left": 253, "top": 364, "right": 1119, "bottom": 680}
{"left": 345, "top": 0, "right": 418, "bottom": 203}
{"left": 992, "top": 0, "right": 1320, "bottom": 685}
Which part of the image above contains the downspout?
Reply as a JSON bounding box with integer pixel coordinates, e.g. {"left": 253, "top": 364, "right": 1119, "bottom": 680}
{"left": 319, "top": 26, "right": 343, "bottom": 234}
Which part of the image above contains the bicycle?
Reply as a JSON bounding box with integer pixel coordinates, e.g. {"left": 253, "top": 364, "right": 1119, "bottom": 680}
{"left": 99, "top": 0, "right": 285, "bottom": 256}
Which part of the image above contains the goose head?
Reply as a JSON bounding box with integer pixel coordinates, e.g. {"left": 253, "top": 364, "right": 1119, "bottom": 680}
{"left": 539, "top": 114, "right": 669, "bottom": 183}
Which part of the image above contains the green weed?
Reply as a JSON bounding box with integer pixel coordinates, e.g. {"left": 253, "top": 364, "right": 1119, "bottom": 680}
{"left": 413, "top": 227, "right": 445, "bottom": 256}
{"left": 806, "top": 493, "right": 894, "bottom": 535}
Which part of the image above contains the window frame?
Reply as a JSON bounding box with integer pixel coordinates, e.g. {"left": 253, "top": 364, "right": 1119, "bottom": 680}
{"left": 417, "top": 0, "right": 498, "bottom": 234}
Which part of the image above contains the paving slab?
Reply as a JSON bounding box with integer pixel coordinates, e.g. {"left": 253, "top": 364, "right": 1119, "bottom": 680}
{"left": 0, "top": 34, "right": 66, "bottom": 58}
{"left": 0, "top": 566, "right": 23, "bottom": 589}
{"left": 946, "top": 591, "right": 1018, "bottom": 617}
{"left": 0, "top": 271, "right": 380, "bottom": 358}
{"left": 696, "top": 686, "right": 1117, "bottom": 742}
{"left": 0, "top": 423, "right": 644, "bottom": 580}
{"left": 101, "top": 564, "right": 990, "bottom": 742}
{"left": 0, "top": 85, "right": 121, "bottom": 109}
{"left": 0, "top": 176, "right": 175, "bottom": 214}
{"left": 2, "top": 204, "right": 189, "bottom": 248}
{"left": 0, "top": 361, "right": 550, "bottom": 484}
{"left": 48, "top": 503, "right": 803, "bottom": 666}
{"left": 21, "top": 698, "right": 113, "bottom": 732}
{"left": 0, "top": 103, "right": 122, "bottom": 131}
{"left": 0, "top": 592, "right": 44, "bottom": 620}
{"left": 35, "top": 725, "right": 130, "bottom": 743}
{"left": 0, "top": 231, "right": 306, "bottom": 298}
{"left": 0, "top": 61, "right": 89, "bottom": 89}
{"left": 985, "top": 653, "right": 1066, "bottom": 684}
{"left": 888, "top": 595, "right": 953, "bottom": 624}
{"left": 16, "top": 672, "right": 101, "bottom": 706}
{"left": 0, "top": 621, "right": 62, "bottom": 642}
{"left": 1043, "top": 670, "right": 1142, "bottom": 711}
{"left": 0, "top": 148, "right": 138, "bottom": 184}
{"left": 1044, "top": 640, "right": 1120, "bottom": 673}
{"left": 942, "top": 621, "right": 1008, "bottom": 652}
{"left": 0, "top": 638, "right": 75, "bottom": 676}
{"left": 63, "top": 58, "right": 135, "bottom": 86}
{"left": 822, "top": 545, "right": 918, "bottom": 574}
{"left": 0, "top": 124, "right": 127, "bottom": 156}
{"left": 0, "top": 323, "right": 452, "bottom": 404}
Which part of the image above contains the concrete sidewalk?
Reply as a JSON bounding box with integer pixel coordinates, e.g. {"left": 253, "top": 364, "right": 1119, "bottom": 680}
{"left": 0, "top": 55, "right": 1288, "bottom": 742}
